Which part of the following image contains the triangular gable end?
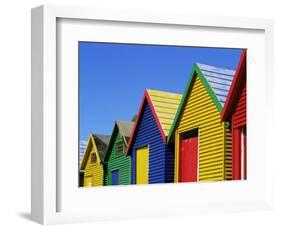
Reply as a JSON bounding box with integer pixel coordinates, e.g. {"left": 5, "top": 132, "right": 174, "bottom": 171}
{"left": 126, "top": 91, "right": 167, "bottom": 155}
{"left": 104, "top": 120, "right": 134, "bottom": 161}
{"left": 80, "top": 133, "right": 102, "bottom": 170}
{"left": 167, "top": 63, "right": 234, "bottom": 143}
{"left": 221, "top": 50, "right": 246, "bottom": 121}
{"left": 116, "top": 120, "right": 135, "bottom": 146}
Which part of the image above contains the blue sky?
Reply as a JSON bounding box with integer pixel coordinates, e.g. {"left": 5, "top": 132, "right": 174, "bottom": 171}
{"left": 79, "top": 42, "right": 242, "bottom": 140}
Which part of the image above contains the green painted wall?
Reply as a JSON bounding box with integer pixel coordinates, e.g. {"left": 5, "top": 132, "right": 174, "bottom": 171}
{"left": 106, "top": 132, "right": 131, "bottom": 185}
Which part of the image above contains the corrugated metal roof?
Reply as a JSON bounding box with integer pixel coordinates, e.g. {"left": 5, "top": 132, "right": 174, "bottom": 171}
{"left": 116, "top": 120, "right": 134, "bottom": 139}
{"left": 196, "top": 63, "right": 236, "bottom": 107}
{"left": 147, "top": 89, "right": 182, "bottom": 136}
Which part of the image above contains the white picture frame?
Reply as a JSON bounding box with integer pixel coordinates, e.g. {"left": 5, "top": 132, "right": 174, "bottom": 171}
{"left": 31, "top": 5, "right": 274, "bottom": 225}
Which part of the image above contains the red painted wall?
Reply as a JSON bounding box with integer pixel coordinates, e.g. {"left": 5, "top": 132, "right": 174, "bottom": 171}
{"left": 232, "top": 82, "right": 247, "bottom": 129}
{"left": 232, "top": 81, "right": 247, "bottom": 180}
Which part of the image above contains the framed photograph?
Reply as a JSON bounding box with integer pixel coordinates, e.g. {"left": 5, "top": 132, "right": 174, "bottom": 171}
{"left": 31, "top": 5, "right": 274, "bottom": 225}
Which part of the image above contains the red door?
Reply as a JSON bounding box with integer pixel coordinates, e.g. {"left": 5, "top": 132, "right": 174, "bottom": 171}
{"left": 179, "top": 136, "right": 198, "bottom": 182}
{"left": 232, "top": 126, "right": 247, "bottom": 180}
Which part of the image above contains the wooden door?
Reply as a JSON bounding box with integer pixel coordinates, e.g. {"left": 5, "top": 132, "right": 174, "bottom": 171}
{"left": 84, "top": 176, "right": 92, "bottom": 187}
{"left": 136, "top": 146, "right": 149, "bottom": 184}
{"left": 179, "top": 136, "right": 198, "bottom": 182}
{"left": 111, "top": 169, "right": 119, "bottom": 185}
{"left": 233, "top": 126, "right": 247, "bottom": 180}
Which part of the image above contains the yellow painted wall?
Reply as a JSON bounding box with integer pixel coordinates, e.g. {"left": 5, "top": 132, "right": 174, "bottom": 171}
{"left": 83, "top": 138, "right": 104, "bottom": 187}
{"left": 174, "top": 75, "right": 232, "bottom": 182}
{"left": 224, "top": 124, "right": 232, "bottom": 179}
{"left": 136, "top": 146, "right": 149, "bottom": 184}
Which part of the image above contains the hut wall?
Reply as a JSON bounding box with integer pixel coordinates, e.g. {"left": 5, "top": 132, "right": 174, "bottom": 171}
{"left": 165, "top": 144, "right": 175, "bottom": 183}
{"left": 83, "top": 143, "right": 104, "bottom": 186}
{"left": 232, "top": 82, "right": 247, "bottom": 129}
{"left": 131, "top": 101, "right": 168, "bottom": 184}
{"left": 232, "top": 81, "right": 247, "bottom": 180}
{"left": 106, "top": 133, "right": 131, "bottom": 185}
{"left": 174, "top": 74, "right": 232, "bottom": 182}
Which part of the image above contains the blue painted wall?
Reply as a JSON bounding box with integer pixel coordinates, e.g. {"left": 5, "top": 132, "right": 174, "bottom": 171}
{"left": 130, "top": 100, "right": 174, "bottom": 184}
{"left": 165, "top": 144, "right": 175, "bottom": 183}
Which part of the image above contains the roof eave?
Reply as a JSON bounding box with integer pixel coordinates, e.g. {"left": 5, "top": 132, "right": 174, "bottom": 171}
{"left": 104, "top": 123, "right": 118, "bottom": 162}
{"left": 126, "top": 90, "right": 167, "bottom": 155}
{"left": 126, "top": 92, "right": 148, "bottom": 155}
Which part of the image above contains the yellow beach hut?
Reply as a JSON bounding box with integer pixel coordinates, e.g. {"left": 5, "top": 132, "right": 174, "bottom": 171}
{"left": 168, "top": 63, "right": 236, "bottom": 182}
{"left": 80, "top": 133, "right": 111, "bottom": 187}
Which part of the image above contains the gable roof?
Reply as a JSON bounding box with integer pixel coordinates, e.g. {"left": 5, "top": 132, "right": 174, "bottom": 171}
{"left": 93, "top": 134, "right": 111, "bottom": 146}
{"left": 92, "top": 134, "right": 111, "bottom": 161}
{"left": 126, "top": 89, "right": 182, "bottom": 154}
{"left": 196, "top": 63, "right": 236, "bottom": 108}
{"left": 148, "top": 90, "right": 182, "bottom": 135}
{"left": 80, "top": 133, "right": 111, "bottom": 170}
{"left": 104, "top": 120, "right": 134, "bottom": 162}
{"left": 167, "top": 62, "right": 236, "bottom": 143}
{"left": 116, "top": 120, "right": 134, "bottom": 140}
{"left": 221, "top": 50, "right": 246, "bottom": 121}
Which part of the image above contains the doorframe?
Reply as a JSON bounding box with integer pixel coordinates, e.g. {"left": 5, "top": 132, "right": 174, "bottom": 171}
{"left": 240, "top": 126, "right": 247, "bottom": 180}
{"left": 232, "top": 125, "right": 247, "bottom": 180}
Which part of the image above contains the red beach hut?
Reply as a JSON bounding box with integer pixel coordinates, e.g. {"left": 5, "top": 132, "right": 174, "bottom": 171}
{"left": 221, "top": 50, "right": 247, "bottom": 180}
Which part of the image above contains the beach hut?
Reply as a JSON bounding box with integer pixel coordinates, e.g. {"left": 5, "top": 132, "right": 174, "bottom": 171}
{"left": 168, "top": 63, "right": 237, "bottom": 182}
{"left": 221, "top": 50, "right": 247, "bottom": 180}
{"left": 104, "top": 121, "right": 134, "bottom": 185}
{"left": 126, "top": 89, "right": 182, "bottom": 184}
{"left": 80, "top": 133, "right": 110, "bottom": 187}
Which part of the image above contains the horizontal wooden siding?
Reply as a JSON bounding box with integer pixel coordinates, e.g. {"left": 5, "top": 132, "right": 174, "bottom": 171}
{"left": 131, "top": 101, "right": 167, "bottom": 184}
{"left": 106, "top": 133, "right": 131, "bottom": 185}
{"left": 84, "top": 143, "right": 104, "bottom": 186}
{"left": 175, "top": 75, "right": 231, "bottom": 182}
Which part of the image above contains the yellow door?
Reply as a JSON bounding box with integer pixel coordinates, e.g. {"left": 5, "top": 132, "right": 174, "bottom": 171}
{"left": 84, "top": 176, "right": 92, "bottom": 187}
{"left": 136, "top": 146, "right": 149, "bottom": 184}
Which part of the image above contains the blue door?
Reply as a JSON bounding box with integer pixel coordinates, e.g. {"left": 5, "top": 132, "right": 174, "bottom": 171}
{"left": 111, "top": 170, "right": 119, "bottom": 185}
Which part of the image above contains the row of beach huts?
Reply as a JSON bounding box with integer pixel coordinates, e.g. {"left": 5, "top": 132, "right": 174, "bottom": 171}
{"left": 80, "top": 50, "right": 247, "bottom": 187}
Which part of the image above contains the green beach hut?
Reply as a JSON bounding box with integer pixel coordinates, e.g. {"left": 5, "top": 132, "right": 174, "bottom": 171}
{"left": 104, "top": 120, "right": 134, "bottom": 185}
